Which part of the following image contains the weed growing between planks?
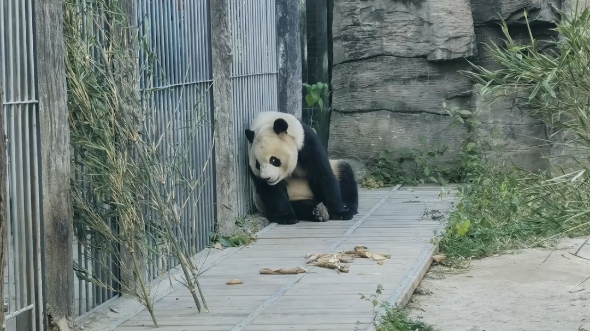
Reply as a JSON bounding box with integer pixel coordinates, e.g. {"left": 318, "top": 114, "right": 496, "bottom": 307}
{"left": 209, "top": 217, "right": 258, "bottom": 248}
{"left": 356, "top": 285, "right": 435, "bottom": 331}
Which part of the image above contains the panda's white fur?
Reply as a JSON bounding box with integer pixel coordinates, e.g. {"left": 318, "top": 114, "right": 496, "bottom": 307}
{"left": 286, "top": 160, "right": 344, "bottom": 201}
{"left": 249, "top": 111, "right": 305, "bottom": 149}
{"left": 247, "top": 112, "right": 305, "bottom": 185}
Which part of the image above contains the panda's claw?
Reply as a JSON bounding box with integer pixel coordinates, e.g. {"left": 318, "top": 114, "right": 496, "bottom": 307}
{"left": 271, "top": 214, "right": 299, "bottom": 225}
{"left": 312, "top": 203, "right": 329, "bottom": 222}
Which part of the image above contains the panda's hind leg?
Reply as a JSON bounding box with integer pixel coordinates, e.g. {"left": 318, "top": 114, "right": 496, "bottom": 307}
{"left": 291, "top": 200, "right": 329, "bottom": 222}
{"left": 336, "top": 161, "right": 359, "bottom": 215}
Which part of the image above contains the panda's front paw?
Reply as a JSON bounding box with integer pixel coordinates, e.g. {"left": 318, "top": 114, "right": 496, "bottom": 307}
{"left": 272, "top": 215, "right": 299, "bottom": 225}
{"left": 312, "top": 203, "right": 329, "bottom": 222}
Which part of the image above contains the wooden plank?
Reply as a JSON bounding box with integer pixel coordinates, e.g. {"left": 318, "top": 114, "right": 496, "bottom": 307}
{"left": 36, "top": 0, "right": 73, "bottom": 329}
{"left": 104, "top": 186, "right": 455, "bottom": 331}
{"left": 276, "top": 0, "right": 302, "bottom": 118}
{"left": 210, "top": 0, "right": 237, "bottom": 236}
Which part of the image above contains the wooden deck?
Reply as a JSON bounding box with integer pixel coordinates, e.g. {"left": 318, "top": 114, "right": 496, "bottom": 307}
{"left": 78, "top": 185, "right": 456, "bottom": 331}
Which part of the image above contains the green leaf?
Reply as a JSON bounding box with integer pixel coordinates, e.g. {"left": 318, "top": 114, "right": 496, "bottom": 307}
{"left": 458, "top": 109, "right": 473, "bottom": 116}
{"left": 466, "top": 142, "right": 476, "bottom": 151}
{"left": 310, "top": 89, "right": 320, "bottom": 101}
{"left": 317, "top": 98, "right": 324, "bottom": 110}
{"left": 455, "top": 220, "right": 471, "bottom": 236}
{"left": 424, "top": 167, "right": 431, "bottom": 176}
{"left": 219, "top": 237, "right": 233, "bottom": 247}
{"left": 305, "top": 94, "right": 316, "bottom": 107}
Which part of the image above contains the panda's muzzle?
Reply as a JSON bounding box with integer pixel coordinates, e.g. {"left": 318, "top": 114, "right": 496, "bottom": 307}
{"left": 263, "top": 177, "right": 279, "bottom": 185}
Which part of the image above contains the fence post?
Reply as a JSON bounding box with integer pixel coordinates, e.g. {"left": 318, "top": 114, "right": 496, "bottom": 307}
{"left": 210, "top": 0, "right": 238, "bottom": 236}
{"left": 277, "top": 0, "right": 303, "bottom": 118}
{"left": 36, "top": 0, "right": 74, "bottom": 329}
{"left": 0, "top": 57, "right": 7, "bottom": 331}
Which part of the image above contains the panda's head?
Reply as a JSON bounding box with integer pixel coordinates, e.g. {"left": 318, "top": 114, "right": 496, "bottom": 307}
{"left": 245, "top": 112, "right": 304, "bottom": 185}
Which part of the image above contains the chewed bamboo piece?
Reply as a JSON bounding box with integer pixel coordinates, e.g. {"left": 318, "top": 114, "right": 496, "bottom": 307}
{"left": 305, "top": 246, "right": 392, "bottom": 273}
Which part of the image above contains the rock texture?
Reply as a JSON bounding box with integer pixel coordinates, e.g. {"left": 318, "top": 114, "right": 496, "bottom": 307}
{"left": 333, "top": 0, "right": 477, "bottom": 63}
{"left": 470, "top": 0, "right": 560, "bottom": 26}
{"left": 329, "top": 0, "right": 569, "bottom": 174}
{"left": 332, "top": 56, "right": 473, "bottom": 115}
{"left": 330, "top": 111, "right": 467, "bottom": 163}
{"left": 471, "top": 86, "right": 551, "bottom": 172}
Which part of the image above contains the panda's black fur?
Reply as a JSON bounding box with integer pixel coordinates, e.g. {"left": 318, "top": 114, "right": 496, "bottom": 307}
{"left": 245, "top": 111, "right": 359, "bottom": 225}
{"left": 287, "top": 160, "right": 359, "bottom": 222}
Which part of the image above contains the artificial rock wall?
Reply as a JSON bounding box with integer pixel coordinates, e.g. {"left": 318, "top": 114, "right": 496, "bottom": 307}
{"left": 328, "top": 0, "right": 570, "bottom": 175}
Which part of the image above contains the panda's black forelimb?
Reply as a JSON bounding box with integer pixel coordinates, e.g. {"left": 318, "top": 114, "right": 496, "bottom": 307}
{"left": 297, "top": 122, "right": 355, "bottom": 221}
{"left": 248, "top": 167, "right": 299, "bottom": 225}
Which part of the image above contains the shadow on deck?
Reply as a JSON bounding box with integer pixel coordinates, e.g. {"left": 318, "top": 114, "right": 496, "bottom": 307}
{"left": 78, "top": 185, "right": 456, "bottom": 331}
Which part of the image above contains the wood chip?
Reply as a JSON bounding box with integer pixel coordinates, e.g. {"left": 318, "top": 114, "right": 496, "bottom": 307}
{"left": 226, "top": 278, "right": 243, "bottom": 285}
{"left": 214, "top": 242, "right": 223, "bottom": 250}
{"left": 372, "top": 253, "right": 390, "bottom": 262}
{"left": 432, "top": 254, "right": 447, "bottom": 263}
{"left": 259, "top": 267, "right": 307, "bottom": 275}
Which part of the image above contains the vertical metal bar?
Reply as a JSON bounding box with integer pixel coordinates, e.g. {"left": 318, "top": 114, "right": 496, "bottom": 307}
{"left": 5, "top": 108, "right": 13, "bottom": 315}
{"left": 17, "top": 108, "right": 28, "bottom": 313}
{"left": 10, "top": 111, "right": 21, "bottom": 313}
{"left": 25, "top": 104, "right": 37, "bottom": 330}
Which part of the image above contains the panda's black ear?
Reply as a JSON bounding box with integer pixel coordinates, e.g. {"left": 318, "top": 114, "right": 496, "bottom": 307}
{"left": 245, "top": 129, "right": 255, "bottom": 143}
{"left": 273, "top": 118, "right": 289, "bottom": 135}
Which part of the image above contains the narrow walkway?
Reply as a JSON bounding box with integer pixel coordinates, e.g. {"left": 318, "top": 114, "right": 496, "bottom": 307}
{"left": 82, "top": 185, "right": 456, "bottom": 331}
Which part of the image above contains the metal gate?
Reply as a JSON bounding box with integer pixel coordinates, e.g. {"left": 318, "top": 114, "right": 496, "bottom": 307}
{"left": 1, "top": 0, "right": 46, "bottom": 330}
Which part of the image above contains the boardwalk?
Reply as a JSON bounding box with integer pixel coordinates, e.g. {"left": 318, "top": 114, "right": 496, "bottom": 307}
{"left": 79, "top": 185, "right": 456, "bottom": 331}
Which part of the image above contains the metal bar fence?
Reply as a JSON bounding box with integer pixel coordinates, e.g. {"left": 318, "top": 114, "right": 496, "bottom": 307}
{"left": 70, "top": 0, "right": 280, "bottom": 318}
{"left": 1, "top": 0, "right": 45, "bottom": 329}
{"left": 228, "top": 0, "right": 279, "bottom": 217}
{"left": 136, "top": 0, "right": 216, "bottom": 280}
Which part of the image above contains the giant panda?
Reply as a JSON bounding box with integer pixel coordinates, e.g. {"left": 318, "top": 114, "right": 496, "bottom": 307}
{"left": 245, "top": 111, "right": 359, "bottom": 225}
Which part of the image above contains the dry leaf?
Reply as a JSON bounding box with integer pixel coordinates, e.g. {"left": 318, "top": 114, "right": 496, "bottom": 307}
{"left": 432, "top": 255, "right": 446, "bottom": 263}
{"left": 226, "top": 278, "right": 243, "bottom": 285}
{"left": 259, "top": 267, "right": 307, "bottom": 275}
{"left": 214, "top": 242, "right": 223, "bottom": 250}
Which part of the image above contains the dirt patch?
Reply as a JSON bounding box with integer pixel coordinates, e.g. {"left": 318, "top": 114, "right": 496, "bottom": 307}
{"left": 408, "top": 238, "right": 590, "bottom": 331}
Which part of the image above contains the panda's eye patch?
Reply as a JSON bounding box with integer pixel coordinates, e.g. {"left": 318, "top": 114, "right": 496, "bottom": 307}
{"left": 255, "top": 160, "right": 260, "bottom": 170}
{"left": 269, "top": 157, "right": 281, "bottom": 167}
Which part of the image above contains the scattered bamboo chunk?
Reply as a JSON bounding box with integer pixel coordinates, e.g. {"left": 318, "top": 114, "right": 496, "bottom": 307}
{"left": 303, "top": 246, "right": 391, "bottom": 273}
{"left": 259, "top": 267, "right": 307, "bottom": 275}
{"left": 371, "top": 253, "right": 390, "bottom": 262}
{"left": 226, "top": 279, "right": 243, "bottom": 285}
{"left": 354, "top": 246, "right": 373, "bottom": 258}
